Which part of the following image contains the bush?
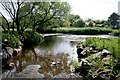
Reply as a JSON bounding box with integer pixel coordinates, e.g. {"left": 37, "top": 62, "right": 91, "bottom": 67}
{"left": 73, "top": 19, "right": 85, "bottom": 27}
{"left": 23, "top": 30, "right": 44, "bottom": 48}
{"left": 112, "top": 30, "right": 120, "bottom": 36}
{"left": 2, "top": 33, "right": 21, "bottom": 48}
{"left": 88, "top": 21, "right": 94, "bottom": 27}
{"left": 51, "top": 27, "right": 113, "bottom": 35}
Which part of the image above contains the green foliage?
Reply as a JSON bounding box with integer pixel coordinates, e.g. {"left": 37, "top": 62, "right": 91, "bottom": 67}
{"left": 71, "top": 60, "right": 79, "bottom": 68}
{"left": 88, "top": 21, "right": 94, "bottom": 27}
{"left": 108, "top": 12, "right": 120, "bottom": 28}
{"left": 73, "top": 19, "right": 85, "bottom": 27}
{"left": 94, "top": 20, "right": 108, "bottom": 27}
{"left": 82, "top": 37, "right": 119, "bottom": 79}
{"left": 51, "top": 27, "right": 113, "bottom": 35}
{"left": 86, "top": 37, "right": 120, "bottom": 60}
{"left": 112, "top": 30, "right": 120, "bottom": 36}
{"left": 61, "top": 20, "right": 71, "bottom": 27}
{"left": 23, "top": 30, "right": 44, "bottom": 48}
{"left": 2, "top": 33, "right": 21, "bottom": 48}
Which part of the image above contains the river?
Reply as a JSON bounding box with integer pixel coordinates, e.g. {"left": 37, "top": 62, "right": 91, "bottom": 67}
{"left": 2, "top": 34, "right": 119, "bottom": 78}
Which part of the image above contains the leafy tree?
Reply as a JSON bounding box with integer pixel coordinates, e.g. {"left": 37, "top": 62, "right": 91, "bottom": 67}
{"left": 73, "top": 19, "right": 85, "bottom": 27}
{"left": 0, "top": 16, "right": 10, "bottom": 31}
{"left": 0, "top": 1, "right": 70, "bottom": 32}
{"left": 88, "top": 21, "right": 94, "bottom": 27}
{"left": 0, "top": 0, "right": 70, "bottom": 47}
{"left": 108, "top": 12, "right": 120, "bottom": 28}
{"left": 67, "top": 14, "right": 80, "bottom": 26}
{"left": 61, "top": 20, "right": 71, "bottom": 27}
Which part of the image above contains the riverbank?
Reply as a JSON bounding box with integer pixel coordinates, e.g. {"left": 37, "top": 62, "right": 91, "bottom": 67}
{"left": 75, "top": 37, "right": 120, "bottom": 80}
{"left": 38, "top": 27, "right": 120, "bottom": 37}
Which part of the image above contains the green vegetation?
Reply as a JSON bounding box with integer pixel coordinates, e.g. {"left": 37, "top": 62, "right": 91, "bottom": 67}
{"left": 86, "top": 37, "right": 120, "bottom": 59}
{"left": 2, "top": 29, "right": 44, "bottom": 49}
{"left": 71, "top": 60, "right": 79, "bottom": 68}
{"left": 22, "top": 30, "right": 44, "bottom": 48}
{"left": 0, "top": 1, "right": 70, "bottom": 49}
{"left": 112, "top": 30, "right": 120, "bottom": 36}
{"left": 76, "top": 37, "right": 120, "bottom": 80}
{"left": 2, "top": 33, "right": 21, "bottom": 48}
{"left": 49, "top": 27, "right": 113, "bottom": 35}
{"left": 73, "top": 19, "right": 86, "bottom": 27}
{"left": 108, "top": 13, "right": 120, "bottom": 28}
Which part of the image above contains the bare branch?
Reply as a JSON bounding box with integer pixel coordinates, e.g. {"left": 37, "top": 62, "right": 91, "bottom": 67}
{"left": 0, "top": 12, "right": 10, "bottom": 30}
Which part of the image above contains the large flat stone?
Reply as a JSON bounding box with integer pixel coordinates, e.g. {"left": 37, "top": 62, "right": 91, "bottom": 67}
{"left": 15, "top": 65, "right": 44, "bottom": 78}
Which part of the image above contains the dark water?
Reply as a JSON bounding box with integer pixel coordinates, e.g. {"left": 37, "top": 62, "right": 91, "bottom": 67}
{"left": 2, "top": 34, "right": 119, "bottom": 78}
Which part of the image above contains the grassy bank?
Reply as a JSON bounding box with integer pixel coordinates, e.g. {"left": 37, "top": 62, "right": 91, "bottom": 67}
{"left": 76, "top": 37, "right": 120, "bottom": 80}
{"left": 42, "top": 27, "right": 119, "bottom": 36}
{"left": 86, "top": 37, "right": 120, "bottom": 60}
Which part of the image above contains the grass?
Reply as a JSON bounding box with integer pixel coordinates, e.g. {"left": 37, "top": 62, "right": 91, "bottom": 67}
{"left": 39, "top": 27, "right": 119, "bottom": 36}
{"left": 46, "top": 27, "right": 114, "bottom": 35}
{"left": 53, "top": 27, "right": 112, "bottom": 35}
{"left": 71, "top": 60, "right": 79, "bottom": 68}
{"left": 111, "top": 30, "right": 120, "bottom": 37}
{"left": 86, "top": 37, "right": 120, "bottom": 60}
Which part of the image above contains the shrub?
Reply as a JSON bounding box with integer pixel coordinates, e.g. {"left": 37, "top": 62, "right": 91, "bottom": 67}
{"left": 112, "top": 30, "right": 120, "bottom": 36}
{"left": 88, "top": 21, "right": 94, "bottom": 27}
{"left": 23, "top": 30, "right": 44, "bottom": 48}
{"left": 2, "top": 33, "right": 21, "bottom": 48}
{"left": 51, "top": 27, "right": 113, "bottom": 35}
{"left": 73, "top": 19, "right": 85, "bottom": 27}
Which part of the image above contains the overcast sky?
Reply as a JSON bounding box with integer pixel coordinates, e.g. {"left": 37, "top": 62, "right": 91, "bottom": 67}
{"left": 68, "top": 0, "right": 120, "bottom": 20}
{"left": 0, "top": 0, "right": 119, "bottom": 20}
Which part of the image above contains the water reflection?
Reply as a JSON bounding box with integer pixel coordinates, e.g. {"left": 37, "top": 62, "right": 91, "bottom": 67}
{"left": 6, "top": 50, "right": 71, "bottom": 78}
{"left": 3, "top": 34, "right": 117, "bottom": 78}
{"left": 39, "top": 36, "right": 79, "bottom": 61}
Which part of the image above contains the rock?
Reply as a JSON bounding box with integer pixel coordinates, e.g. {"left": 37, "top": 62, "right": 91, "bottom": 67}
{"left": 101, "top": 49, "right": 110, "bottom": 58}
{"left": 102, "top": 55, "right": 112, "bottom": 66}
{"left": 89, "top": 45, "right": 96, "bottom": 50}
{"left": 92, "top": 52, "right": 102, "bottom": 59}
{"left": 77, "top": 46, "right": 83, "bottom": 54}
{"left": 79, "top": 59, "right": 92, "bottom": 66}
{"left": 2, "top": 63, "right": 15, "bottom": 70}
{"left": 92, "top": 69, "right": 112, "bottom": 80}
{"left": 2, "top": 47, "right": 12, "bottom": 67}
{"left": 116, "top": 72, "right": 120, "bottom": 80}
{"left": 51, "top": 62, "right": 56, "bottom": 67}
{"left": 78, "top": 50, "right": 87, "bottom": 59}
{"left": 15, "top": 65, "right": 44, "bottom": 78}
{"left": 6, "top": 47, "right": 13, "bottom": 56}
{"left": 75, "top": 59, "right": 91, "bottom": 76}
{"left": 12, "top": 48, "right": 21, "bottom": 57}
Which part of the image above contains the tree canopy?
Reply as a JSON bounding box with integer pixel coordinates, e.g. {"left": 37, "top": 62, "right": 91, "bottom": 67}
{"left": 0, "top": 0, "right": 70, "bottom": 36}
{"left": 108, "top": 12, "right": 120, "bottom": 28}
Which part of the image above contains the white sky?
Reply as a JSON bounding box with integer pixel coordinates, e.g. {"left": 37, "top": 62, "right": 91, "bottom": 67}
{"left": 0, "top": 0, "right": 119, "bottom": 20}
{"left": 67, "top": 0, "right": 120, "bottom": 20}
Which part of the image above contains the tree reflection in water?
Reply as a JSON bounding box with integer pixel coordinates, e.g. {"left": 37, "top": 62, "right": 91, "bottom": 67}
{"left": 11, "top": 48, "right": 71, "bottom": 77}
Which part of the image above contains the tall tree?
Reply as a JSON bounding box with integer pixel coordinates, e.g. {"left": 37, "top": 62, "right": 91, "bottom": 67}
{"left": 0, "top": 0, "right": 70, "bottom": 41}
{"left": 108, "top": 12, "right": 120, "bottom": 28}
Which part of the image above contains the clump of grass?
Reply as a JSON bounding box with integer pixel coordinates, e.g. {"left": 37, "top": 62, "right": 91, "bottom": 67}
{"left": 71, "top": 60, "right": 79, "bottom": 68}
{"left": 86, "top": 37, "right": 120, "bottom": 60}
